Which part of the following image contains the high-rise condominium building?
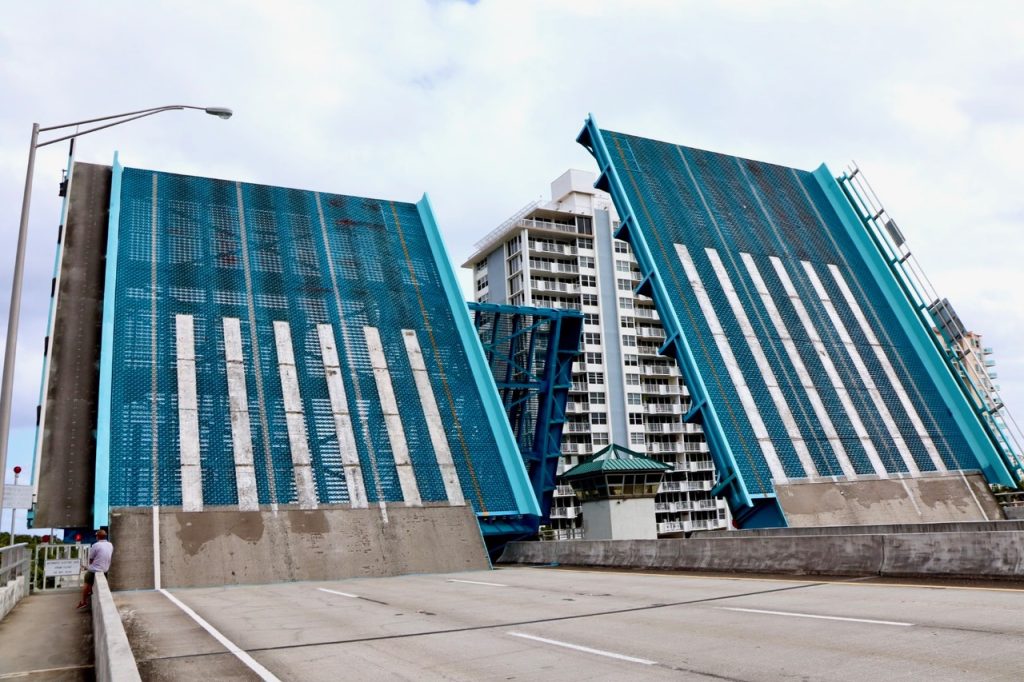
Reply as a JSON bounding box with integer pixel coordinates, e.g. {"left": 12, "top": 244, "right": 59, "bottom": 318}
{"left": 464, "top": 170, "right": 729, "bottom": 539}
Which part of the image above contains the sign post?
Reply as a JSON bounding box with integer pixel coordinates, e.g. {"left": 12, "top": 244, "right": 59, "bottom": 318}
{"left": 3, "top": 466, "right": 26, "bottom": 546}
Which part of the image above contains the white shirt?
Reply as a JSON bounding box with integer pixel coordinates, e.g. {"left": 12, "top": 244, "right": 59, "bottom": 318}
{"left": 88, "top": 540, "right": 113, "bottom": 573}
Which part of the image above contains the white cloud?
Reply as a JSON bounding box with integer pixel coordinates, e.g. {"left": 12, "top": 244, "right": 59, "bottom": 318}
{"left": 1, "top": 0, "right": 1022, "bottom": 445}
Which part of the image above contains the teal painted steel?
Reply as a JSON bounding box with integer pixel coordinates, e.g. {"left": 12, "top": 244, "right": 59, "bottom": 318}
{"left": 815, "top": 167, "right": 1015, "bottom": 486}
{"left": 469, "top": 301, "right": 582, "bottom": 523}
{"left": 416, "top": 196, "right": 541, "bottom": 522}
{"left": 577, "top": 114, "right": 762, "bottom": 525}
{"left": 94, "top": 153, "right": 123, "bottom": 527}
{"left": 95, "top": 167, "right": 536, "bottom": 528}
{"left": 579, "top": 116, "right": 1000, "bottom": 528}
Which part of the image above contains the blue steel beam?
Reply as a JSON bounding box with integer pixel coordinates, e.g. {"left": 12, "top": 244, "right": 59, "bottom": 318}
{"left": 469, "top": 302, "right": 582, "bottom": 523}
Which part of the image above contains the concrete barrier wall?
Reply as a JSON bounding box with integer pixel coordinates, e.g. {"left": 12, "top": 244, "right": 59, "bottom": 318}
{"left": 500, "top": 531, "right": 1024, "bottom": 579}
{"left": 91, "top": 572, "right": 141, "bottom": 682}
{"left": 698, "top": 520, "right": 1024, "bottom": 538}
{"left": 110, "top": 504, "right": 490, "bottom": 589}
{"left": 0, "top": 575, "right": 26, "bottom": 622}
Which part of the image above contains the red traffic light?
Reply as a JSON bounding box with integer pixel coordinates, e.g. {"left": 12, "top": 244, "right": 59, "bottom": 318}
{"left": 12, "top": 466, "right": 21, "bottom": 474}
{"left": 74, "top": 533, "right": 82, "bottom": 542}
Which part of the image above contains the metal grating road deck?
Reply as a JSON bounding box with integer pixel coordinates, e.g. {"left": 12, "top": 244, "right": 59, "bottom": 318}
{"left": 578, "top": 116, "right": 1015, "bottom": 526}
{"left": 94, "top": 157, "right": 537, "bottom": 531}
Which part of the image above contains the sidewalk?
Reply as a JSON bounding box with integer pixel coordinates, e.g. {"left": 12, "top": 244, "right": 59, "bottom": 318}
{"left": 0, "top": 590, "right": 93, "bottom": 680}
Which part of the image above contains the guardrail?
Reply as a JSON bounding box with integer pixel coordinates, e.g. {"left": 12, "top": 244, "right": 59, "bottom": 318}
{"left": 0, "top": 543, "right": 31, "bottom": 620}
{"left": 92, "top": 572, "right": 141, "bottom": 682}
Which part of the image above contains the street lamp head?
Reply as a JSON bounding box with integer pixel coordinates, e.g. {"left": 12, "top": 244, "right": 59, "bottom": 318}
{"left": 204, "top": 107, "right": 233, "bottom": 120}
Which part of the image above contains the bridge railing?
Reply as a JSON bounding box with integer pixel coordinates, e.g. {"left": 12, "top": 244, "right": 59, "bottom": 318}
{"left": 0, "top": 542, "right": 31, "bottom": 619}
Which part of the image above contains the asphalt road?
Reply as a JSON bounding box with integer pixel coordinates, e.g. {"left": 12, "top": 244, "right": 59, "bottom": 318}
{"left": 114, "top": 567, "right": 1024, "bottom": 681}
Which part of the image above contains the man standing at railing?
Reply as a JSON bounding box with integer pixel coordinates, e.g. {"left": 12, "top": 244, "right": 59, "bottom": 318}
{"left": 75, "top": 530, "right": 113, "bottom": 610}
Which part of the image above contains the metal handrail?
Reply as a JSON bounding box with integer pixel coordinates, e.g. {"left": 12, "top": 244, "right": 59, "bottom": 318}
{"left": 838, "top": 163, "right": 1024, "bottom": 479}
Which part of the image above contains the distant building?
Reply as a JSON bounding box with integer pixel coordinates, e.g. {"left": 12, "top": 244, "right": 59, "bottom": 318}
{"left": 464, "top": 170, "right": 729, "bottom": 539}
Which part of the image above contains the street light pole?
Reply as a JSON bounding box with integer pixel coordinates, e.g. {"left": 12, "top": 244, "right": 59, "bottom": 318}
{"left": 0, "top": 105, "right": 232, "bottom": 516}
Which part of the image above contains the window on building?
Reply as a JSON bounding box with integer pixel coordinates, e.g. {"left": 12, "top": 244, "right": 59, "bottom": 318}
{"left": 585, "top": 352, "right": 603, "bottom": 365}
{"left": 617, "top": 279, "right": 634, "bottom": 291}
{"left": 580, "top": 275, "right": 597, "bottom": 288}
{"left": 615, "top": 260, "right": 632, "bottom": 273}
{"left": 593, "top": 433, "right": 609, "bottom": 446}
{"left": 578, "top": 256, "right": 595, "bottom": 270}
{"left": 578, "top": 237, "right": 593, "bottom": 250}
{"left": 509, "top": 273, "right": 523, "bottom": 293}
{"left": 506, "top": 236, "right": 521, "bottom": 256}
{"left": 627, "top": 392, "right": 642, "bottom": 405}
{"left": 630, "top": 433, "right": 645, "bottom": 445}
{"left": 623, "top": 354, "right": 638, "bottom": 366}
{"left": 576, "top": 216, "right": 593, "bottom": 235}
{"left": 622, "top": 335, "right": 637, "bottom": 347}
{"left": 614, "top": 240, "right": 630, "bottom": 254}
{"left": 629, "top": 413, "right": 645, "bottom": 425}
{"left": 590, "top": 392, "right": 606, "bottom": 404}
{"left": 625, "top": 373, "right": 640, "bottom": 386}
{"left": 476, "top": 276, "right": 488, "bottom": 291}
{"left": 590, "top": 412, "right": 607, "bottom": 425}
{"left": 584, "top": 313, "right": 600, "bottom": 326}
{"left": 621, "top": 318, "right": 635, "bottom": 329}
{"left": 509, "top": 256, "right": 522, "bottom": 274}
{"left": 619, "top": 297, "right": 633, "bottom": 310}
{"left": 587, "top": 372, "right": 604, "bottom": 385}
{"left": 583, "top": 332, "right": 601, "bottom": 345}
{"left": 581, "top": 294, "right": 598, "bottom": 307}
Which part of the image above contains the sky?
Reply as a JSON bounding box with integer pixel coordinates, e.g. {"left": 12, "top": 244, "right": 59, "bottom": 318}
{"left": 1, "top": 0, "right": 1022, "bottom": 508}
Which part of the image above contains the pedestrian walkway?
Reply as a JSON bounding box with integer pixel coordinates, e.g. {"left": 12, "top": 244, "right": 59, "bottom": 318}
{"left": 0, "top": 591, "right": 93, "bottom": 680}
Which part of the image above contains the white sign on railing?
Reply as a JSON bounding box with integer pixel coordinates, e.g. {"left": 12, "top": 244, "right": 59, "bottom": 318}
{"left": 44, "top": 559, "right": 81, "bottom": 577}
{"left": 2, "top": 484, "right": 32, "bottom": 509}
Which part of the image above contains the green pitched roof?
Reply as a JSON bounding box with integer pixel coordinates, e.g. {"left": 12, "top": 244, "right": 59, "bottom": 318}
{"left": 562, "top": 443, "right": 671, "bottom": 479}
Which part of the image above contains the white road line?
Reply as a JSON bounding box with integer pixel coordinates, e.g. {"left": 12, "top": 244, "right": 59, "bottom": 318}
{"left": 403, "top": 329, "right": 465, "bottom": 505}
{"left": 159, "top": 589, "right": 282, "bottom": 681}
{"left": 801, "top": 261, "right": 920, "bottom": 476}
{"left": 223, "top": 317, "right": 259, "bottom": 511}
{"left": 447, "top": 579, "right": 507, "bottom": 587}
{"left": 175, "top": 314, "right": 203, "bottom": 512}
{"left": 364, "top": 326, "right": 422, "bottom": 506}
{"left": 741, "top": 253, "right": 857, "bottom": 479}
{"left": 317, "top": 587, "right": 360, "bottom": 598}
{"left": 676, "top": 244, "right": 788, "bottom": 482}
{"left": 317, "top": 323, "right": 368, "bottom": 508}
{"left": 273, "top": 320, "right": 318, "bottom": 509}
{"left": 507, "top": 632, "right": 657, "bottom": 665}
{"left": 716, "top": 606, "right": 913, "bottom": 626}
{"left": 827, "top": 264, "right": 946, "bottom": 472}
{"left": 706, "top": 248, "right": 818, "bottom": 478}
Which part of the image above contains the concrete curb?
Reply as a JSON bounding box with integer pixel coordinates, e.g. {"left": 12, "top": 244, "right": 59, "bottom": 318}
{"left": 499, "top": 531, "right": 1024, "bottom": 579}
{"left": 91, "top": 573, "right": 142, "bottom": 682}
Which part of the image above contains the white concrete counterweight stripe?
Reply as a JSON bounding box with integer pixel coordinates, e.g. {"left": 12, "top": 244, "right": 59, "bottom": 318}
{"left": 827, "top": 264, "right": 946, "bottom": 472}
{"left": 222, "top": 317, "right": 259, "bottom": 511}
{"left": 675, "top": 244, "right": 788, "bottom": 482}
{"left": 706, "top": 248, "right": 819, "bottom": 479}
{"left": 317, "top": 323, "right": 368, "bottom": 508}
{"left": 769, "top": 257, "right": 889, "bottom": 478}
{"left": 741, "top": 254, "right": 857, "bottom": 479}
{"left": 364, "top": 326, "right": 422, "bottom": 506}
{"left": 801, "top": 261, "right": 920, "bottom": 476}
{"left": 273, "top": 321, "right": 319, "bottom": 509}
{"left": 174, "top": 314, "right": 203, "bottom": 511}
{"left": 402, "top": 329, "right": 464, "bottom": 506}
